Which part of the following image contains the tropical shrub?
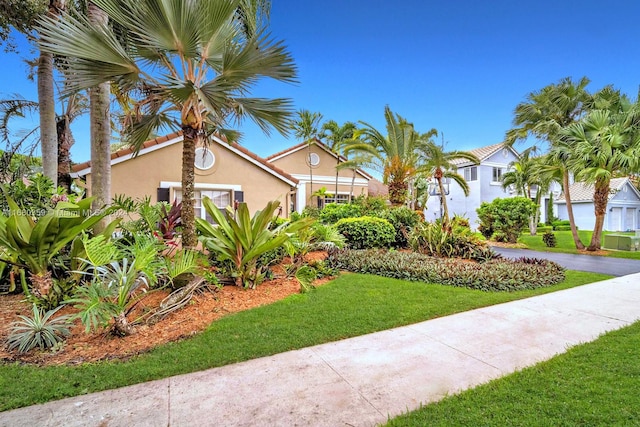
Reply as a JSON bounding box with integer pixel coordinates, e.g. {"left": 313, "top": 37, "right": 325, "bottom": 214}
{"left": 326, "top": 249, "right": 565, "bottom": 291}
{"left": 6, "top": 305, "right": 71, "bottom": 353}
{"left": 477, "top": 197, "right": 537, "bottom": 243}
{"left": 197, "top": 199, "right": 313, "bottom": 289}
{"left": 409, "top": 221, "right": 498, "bottom": 261}
{"left": 381, "top": 207, "right": 421, "bottom": 248}
{"left": 0, "top": 193, "right": 115, "bottom": 301}
{"left": 352, "top": 195, "right": 388, "bottom": 216}
{"left": 0, "top": 173, "right": 61, "bottom": 215}
{"left": 335, "top": 216, "right": 395, "bottom": 249}
{"left": 319, "top": 202, "right": 362, "bottom": 224}
{"left": 536, "top": 226, "right": 553, "bottom": 233}
{"left": 543, "top": 232, "right": 557, "bottom": 247}
{"left": 551, "top": 220, "right": 571, "bottom": 229}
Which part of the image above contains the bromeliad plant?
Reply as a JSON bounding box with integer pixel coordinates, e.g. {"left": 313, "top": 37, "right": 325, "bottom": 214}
{"left": 197, "top": 199, "right": 313, "bottom": 289}
{"left": 0, "top": 193, "right": 113, "bottom": 299}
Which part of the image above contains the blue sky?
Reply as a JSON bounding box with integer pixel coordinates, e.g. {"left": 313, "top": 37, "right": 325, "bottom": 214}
{"left": 2, "top": 0, "right": 640, "bottom": 164}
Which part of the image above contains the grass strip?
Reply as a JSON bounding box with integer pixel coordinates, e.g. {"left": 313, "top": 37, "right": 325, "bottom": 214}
{"left": 0, "top": 270, "right": 610, "bottom": 411}
{"left": 386, "top": 320, "right": 640, "bottom": 426}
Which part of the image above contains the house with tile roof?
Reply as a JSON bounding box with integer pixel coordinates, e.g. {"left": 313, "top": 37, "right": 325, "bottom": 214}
{"left": 71, "top": 134, "right": 372, "bottom": 217}
{"left": 265, "top": 138, "right": 372, "bottom": 209}
{"left": 424, "top": 143, "right": 520, "bottom": 228}
{"left": 555, "top": 177, "right": 640, "bottom": 231}
{"left": 71, "top": 132, "right": 299, "bottom": 218}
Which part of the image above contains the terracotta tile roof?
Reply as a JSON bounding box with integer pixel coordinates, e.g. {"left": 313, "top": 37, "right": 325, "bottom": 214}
{"left": 558, "top": 177, "right": 630, "bottom": 202}
{"left": 266, "top": 138, "right": 373, "bottom": 180}
{"left": 451, "top": 143, "right": 512, "bottom": 166}
{"left": 71, "top": 132, "right": 182, "bottom": 173}
{"left": 71, "top": 132, "right": 298, "bottom": 185}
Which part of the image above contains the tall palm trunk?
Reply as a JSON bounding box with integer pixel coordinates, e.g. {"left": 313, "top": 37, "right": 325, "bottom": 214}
{"left": 88, "top": 2, "right": 111, "bottom": 233}
{"left": 307, "top": 142, "right": 314, "bottom": 206}
{"left": 334, "top": 157, "right": 340, "bottom": 203}
{"left": 588, "top": 180, "right": 609, "bottom": 251}
{"left": 56, "top": 114, "right": 73, "bottom": 192}
{"left": 181, "top": 128, "right": 198, "bottom": 248}
{"left": 38, "top": 1, "right": 64, "bottom": 188}
{"left": 435, "top": 170, "right": 450, "bottom": 230}
{"left": 562, "top": 170, "right": 585, "bottom": 250}
{"left": 349, "top": 168, "right": 356, "bottom": 203}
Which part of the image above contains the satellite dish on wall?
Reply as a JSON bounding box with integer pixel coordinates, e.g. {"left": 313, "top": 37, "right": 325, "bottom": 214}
{"left": 194, "top": 147, "right": 215, "bottom": 170}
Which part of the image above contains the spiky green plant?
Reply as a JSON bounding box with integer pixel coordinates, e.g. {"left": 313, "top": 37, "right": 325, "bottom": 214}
{"left": 6, "top": 305, "right": 71, "bottom": 354}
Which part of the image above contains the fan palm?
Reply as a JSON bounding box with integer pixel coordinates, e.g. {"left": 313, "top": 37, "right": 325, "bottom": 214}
{"left": 37, "top": 0, "right": 297, "bottom": 247}
{"left": 504, "top": 76, "right": 592, "bottom": 250}
{"left": 417, "top": 141, "right": 479, "bottom": 229}
{"left": 561, "top": 92, "right": 640, "bottom": 250}
{"left": 354, "top": 106, "right": 436, "bottom": 206}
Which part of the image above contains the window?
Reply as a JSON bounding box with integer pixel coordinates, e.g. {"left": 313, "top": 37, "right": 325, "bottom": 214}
{"left": 323, "top": 194, "right": 350, "bottom": 205}
{"left": 492, "top": 167, "right": 503, "bottom": 183}
{"left": 464, "top": 166, "right": 477, "bottom": 181}
{"left": 175, "top": 189, "right": 231, "bottom": 222}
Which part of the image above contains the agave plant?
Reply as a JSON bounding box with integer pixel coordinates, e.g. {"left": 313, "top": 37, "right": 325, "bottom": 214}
{"left": 6, "top": 305, "right": 72, "bottom": 354}
{"left": 197, "top": 199, "right": 313, "bottom": 289}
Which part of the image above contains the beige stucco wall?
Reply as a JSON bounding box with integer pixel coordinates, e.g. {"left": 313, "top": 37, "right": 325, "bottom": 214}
{"left": 269, "top": 144, "right": 369, "bottom": 205}
{"left": 83, "top": 140, "right": 295, "bottom": 216}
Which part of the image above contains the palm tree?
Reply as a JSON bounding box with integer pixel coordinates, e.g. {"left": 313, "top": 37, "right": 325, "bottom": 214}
{"left": 354, "top": 106, "right": 436, "bottom": 206}
{"left": 86, "top": 1, "right": 111, "bottom": 233}
{"left": 320, "top": 120, "right": 356, "bottom": 201}
{"left": 38, "top": 0, "right": 297, "bottom": 248}
{"left": 502, "top": 149, "right": 556, "bottom": 235}
{"left": 290, "top": 109, "right": 323, "bottom": 205}
{"left": 504, "top": 76, "right": 592, "bottom": 250}
{"left": 416, "top": 141, "right": 479, "bottom": 229}
{"left": 561, "top": 93, "right": 640, "bottom": 251}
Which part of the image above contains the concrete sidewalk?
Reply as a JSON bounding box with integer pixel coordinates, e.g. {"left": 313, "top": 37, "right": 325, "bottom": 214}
{"left": 2, "top": 273, "right": 640, "bottom": 427}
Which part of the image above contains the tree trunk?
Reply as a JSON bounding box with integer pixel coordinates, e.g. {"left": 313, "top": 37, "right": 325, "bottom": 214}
{"left": 88, "top": 2, "right": 111, "bottom": 233}
{"left": 588, "top": 181, "right": 609, "bottom": 251}
{"left": 308, "top": 143, "right": 314, "bottom": 206}
{"left": 349, "top": 168, "right": 356, "bottom": 203}
{"left": 334, "top": 158, "right": 340, "bottom": 204}
{"left": 437, "top": 176, "right": 450, "bottom": 230}
{"left": 562, "top": 171, "right": 585, "bottom": 250}
{"left": 56, "top": 115, "right": 73, "bottom": 193}
{"left": 388, "top": 176, "right": 407, "bottom": 206}
{"left": 38, "top": 52, "right": 57, "bottom": 188}
{"left": 112, "top": 312, "right": 133, "bottom": 336}
{"left": 180, "top": 128, "right": 198, "bottom": 248}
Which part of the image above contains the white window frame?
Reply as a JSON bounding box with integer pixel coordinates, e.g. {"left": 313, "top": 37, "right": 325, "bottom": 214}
{"left": 492, "top": 167, "right": 503, "bottom": 183}
{"left": 464, "top": 166, "right": 477, "bottom": 182}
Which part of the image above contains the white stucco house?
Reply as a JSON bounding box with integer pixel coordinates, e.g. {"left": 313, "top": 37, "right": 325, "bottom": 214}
{"left": 424, "top": 143, "right": 520, "bottom": 228}
{"left": 555, "top": 177, "right": 640, "bottom": 232}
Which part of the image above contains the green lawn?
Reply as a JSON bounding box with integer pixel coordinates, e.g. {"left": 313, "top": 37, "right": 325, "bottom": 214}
{"left": 519, "top": 230, "right": 640, "bottom": 259}
{"left": 0, "top": 270, "right": 609, "bottom": 411}
{"left": 386, "top": 320, "right": 640, "bottom": 426}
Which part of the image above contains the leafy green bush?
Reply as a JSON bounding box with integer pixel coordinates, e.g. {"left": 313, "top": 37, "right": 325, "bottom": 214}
{"left": 381, "top": 207, "right": 421, "bottom": 248}
{"left": 543, "top": 231, "right": 557, "bottom": 248}
{"left": 554, "top": 225, "right": 576, "bottom": 231}
{"left": 536, "top": 226, "right": 553, "bottom": 233}
{"left": 552, "top": 220, "right": 571, "bottom": 229}
{"left": 326, "top": 249, "right": 565, "bottom": 291}
{"left": 335, "top": 216, "right": 395, "bottom": 249}
{"left": 409, "top": 221, "right": 498, "bottom": 261}
{"left": 352, "top": 195, "right": 388, "bottom": 216}
{"left": 477, "top": 197, "right": 537, "bottom": 243}
{"left": 6, "top": 305, "right": 71, "bottom": 353}
{"left": 319, "top": 203, "right": 362, "bottom": 224}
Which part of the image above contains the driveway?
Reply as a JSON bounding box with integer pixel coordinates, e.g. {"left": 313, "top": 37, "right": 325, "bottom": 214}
{"left": 493, "top": 247, "right": 640, "bottom": 276}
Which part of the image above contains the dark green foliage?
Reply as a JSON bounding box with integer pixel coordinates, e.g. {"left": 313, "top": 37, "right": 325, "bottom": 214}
{"left": 546, "top": 193, "right": 556, "bottom": 225}
{"left": 554, "top": 225, "right": 576, "bottom": 231}
{"left": 477, "top": 197, "right": 537, "bottom": 243}
{"left": 409, "top": 221, "right": 499, "bottom": 261}
{"left": 552, "top": 220, "right": 571, "bottom": 229}
{"left": 318, "top": 202, "right": 362, "bottom": 224}
{"left": 543, "top": 231, "right": 557, "bottom": 247}
{"left": 335, "top": 216, "right": 395, "bottom": 249}
{"left": 327, "top": 249, "right": 565, "bottom": 291}
{"left": 0, "top": 173, "right": 58, "bottom": 215}
{"left": 381, "top": 207, "right": 421, "bottom": 248}
{"left": 352, "top": 195, "right": 388, "bottom": 216}
{"left": 537, "top": 226, "right": 553, "bottom": 233}
{"left": 300, "top": 205, "right": 321, "bottom": 219}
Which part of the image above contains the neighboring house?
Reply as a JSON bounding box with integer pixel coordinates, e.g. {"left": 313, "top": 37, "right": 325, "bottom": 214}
{"left": 71, "top": 132, "right": 299, "bottom": 218}
{"left": 424, "top": 143, "right": 519, "bottom": 228}
{"left": 555, "top": 177, "right": 640, "bottom": 232}
{"left": 265, "top": 139, "right": 372, "bottom": 210}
